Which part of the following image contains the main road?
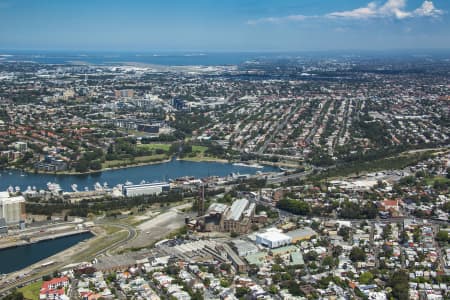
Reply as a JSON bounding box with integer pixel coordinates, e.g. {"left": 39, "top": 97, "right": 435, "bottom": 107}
{"left": 257, "top": 104, "right": 303, "bottom": 155}
{"left": 265, "top": 168, "right": 316, "bottom": 184}
{"left": 92, "top": 222, "right": 137, "bottom": 257}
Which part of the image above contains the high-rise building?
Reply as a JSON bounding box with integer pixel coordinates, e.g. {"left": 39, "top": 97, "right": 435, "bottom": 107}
{"left": 0, "top": 192, "right": 26, "bottom": 225}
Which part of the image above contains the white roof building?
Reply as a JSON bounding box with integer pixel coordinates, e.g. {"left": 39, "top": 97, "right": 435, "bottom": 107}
{"left": 256, "top": 228, "right": 292, "bottom": 249}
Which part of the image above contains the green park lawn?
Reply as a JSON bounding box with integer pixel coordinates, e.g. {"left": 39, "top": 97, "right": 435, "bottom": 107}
{"left": 137, "top": 143, "right": 171, "bottom": 152}
{"left": 18, "top": 280, "right": 42, "bottom": 300}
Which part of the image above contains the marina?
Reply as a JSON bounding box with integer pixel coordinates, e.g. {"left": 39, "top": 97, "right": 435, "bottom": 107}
{"left": 0, "top": 159, "right": 279, "bottom": 192}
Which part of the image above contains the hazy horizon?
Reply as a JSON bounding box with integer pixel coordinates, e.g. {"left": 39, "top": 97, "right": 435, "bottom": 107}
{"left": 1, "top": 48, "right": 450, "bottom": 54}
{"left": 1, "top": 0, "right": 449, "bottom": 52}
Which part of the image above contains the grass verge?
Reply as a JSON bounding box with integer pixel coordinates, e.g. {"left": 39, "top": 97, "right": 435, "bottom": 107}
{"left": 102, "top": 154, "right": 169, "bottom": 168}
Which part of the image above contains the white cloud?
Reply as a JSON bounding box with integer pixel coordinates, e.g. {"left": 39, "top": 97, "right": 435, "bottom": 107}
{"left": 327, "top": 0, "right": 443, "bottom": 20}
{"left": 414, "top": 0, "right": 443, "bottom": 17}
{"left": 378, "top": 0, "right": 412, "bottom": 19}
{"left": 327, "top": 2, "right": 379, "bottom": 19}
{"left": 247, "top": 0, "right": 444, "bottom": 24}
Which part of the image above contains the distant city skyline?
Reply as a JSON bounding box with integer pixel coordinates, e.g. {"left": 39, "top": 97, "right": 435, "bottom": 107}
{"left": 0, "top": 0, "right": 449, "bottom": 51}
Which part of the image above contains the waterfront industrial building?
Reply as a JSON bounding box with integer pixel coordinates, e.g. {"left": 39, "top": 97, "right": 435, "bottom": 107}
{"left": 122, "top": 182, "right": 170, "bottom": 197}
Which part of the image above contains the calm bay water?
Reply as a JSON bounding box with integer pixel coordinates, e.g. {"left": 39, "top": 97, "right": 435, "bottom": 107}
{"left": 0, "top": 232, "right": 93, "bottom": 274}
{"left": 0, "top": 159, "right": 278, "bottom": 192}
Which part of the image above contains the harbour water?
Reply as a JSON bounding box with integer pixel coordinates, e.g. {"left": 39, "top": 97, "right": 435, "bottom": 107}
{"left": 0, "top": 159, "right": 279, "bottom": 192}
{"left": 0, "top": 232, "right": 93, "bottom": 274}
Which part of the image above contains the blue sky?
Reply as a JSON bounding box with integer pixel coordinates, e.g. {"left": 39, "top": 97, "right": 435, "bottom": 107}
{"left": 0, "top": 0, "right": 449, "bottom": 51}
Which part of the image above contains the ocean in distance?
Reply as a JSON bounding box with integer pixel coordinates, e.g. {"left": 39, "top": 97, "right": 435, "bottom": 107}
{"left": 1, "top": 50, "right": 449, "bottom": 66}
{"left": 0, "top": 51, "right": 276, "bottom": 66}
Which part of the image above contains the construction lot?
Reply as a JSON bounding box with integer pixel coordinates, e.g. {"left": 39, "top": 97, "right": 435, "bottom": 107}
{"left": 119, "top": 203, "right": 195, "bottom": 250}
